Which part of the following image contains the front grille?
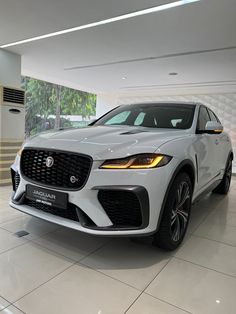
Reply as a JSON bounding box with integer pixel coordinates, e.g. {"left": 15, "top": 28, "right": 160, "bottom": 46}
{"left": 98, "top": 190, "right": 142, "bottom": 227}
{"left": 21, "top": 149, "right": 92, "bottom": 190}
{"left": 25, "top": 198, "right": 79, "bottom": 222}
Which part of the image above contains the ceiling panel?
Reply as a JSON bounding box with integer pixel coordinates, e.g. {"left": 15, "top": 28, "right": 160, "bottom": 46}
{"left": 1, "top": 0, "right": 236, "bottom": 92}
{"left": 0, "top": 0, "right": 175, "bottom": 45}
{"left": 22, "top": 49, "right": 236, "bottom": 92}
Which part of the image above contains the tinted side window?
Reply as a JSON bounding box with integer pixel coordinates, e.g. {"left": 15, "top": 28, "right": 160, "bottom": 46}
{"left": 197, "top": 107, "right": 211, "bottom": 130}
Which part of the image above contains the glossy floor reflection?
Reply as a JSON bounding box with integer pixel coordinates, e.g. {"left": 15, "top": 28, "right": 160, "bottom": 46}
{"left": 0, "top": 178, "right": 235, "bottom": 313}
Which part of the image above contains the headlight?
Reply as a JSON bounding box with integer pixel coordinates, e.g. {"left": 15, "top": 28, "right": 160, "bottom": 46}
{"left": 100, "top": 154, "right": 172, "bottom": 169}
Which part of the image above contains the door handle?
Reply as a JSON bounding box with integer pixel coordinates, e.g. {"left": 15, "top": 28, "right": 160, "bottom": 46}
{"left": 215, "top": 139, "right": 219, "bottom": 145}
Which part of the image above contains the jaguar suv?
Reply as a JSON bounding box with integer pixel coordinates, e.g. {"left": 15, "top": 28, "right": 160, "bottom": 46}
{"left": 10, "top": 102, "right": 233, "bottom": 250}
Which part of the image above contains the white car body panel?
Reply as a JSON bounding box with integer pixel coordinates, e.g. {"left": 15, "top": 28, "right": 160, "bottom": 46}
{"left": 25, "top": 125, "right": 192, "bottom": 160}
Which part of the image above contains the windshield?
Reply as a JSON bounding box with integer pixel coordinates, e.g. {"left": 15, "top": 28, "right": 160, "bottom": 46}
{"left": 94, "top": 103, "right": 196, "bottom": 130}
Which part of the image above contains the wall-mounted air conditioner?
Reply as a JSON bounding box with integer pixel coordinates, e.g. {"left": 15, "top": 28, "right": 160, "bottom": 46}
{"left": 0, "top": 86, "right": 25, "bottom": 186}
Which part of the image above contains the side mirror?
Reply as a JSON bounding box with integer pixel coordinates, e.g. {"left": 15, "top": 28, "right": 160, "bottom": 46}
{"left": 205, "top": 121, "right": 223, "bottom": 134}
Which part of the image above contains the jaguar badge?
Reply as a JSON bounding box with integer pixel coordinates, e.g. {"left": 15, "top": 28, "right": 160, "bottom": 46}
{"left": 45, "top": 156, "right": 54, "bottom": 168}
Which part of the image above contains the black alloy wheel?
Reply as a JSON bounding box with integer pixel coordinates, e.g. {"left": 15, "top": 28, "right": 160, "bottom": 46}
{"left": 225, "top": 159, "right": 232, "bottom": 192}
{"left": 171, "top": 181, "right": 191, "bottom": 242}
{"left": 154, "top": 172, "right": 192, "bottom": 251}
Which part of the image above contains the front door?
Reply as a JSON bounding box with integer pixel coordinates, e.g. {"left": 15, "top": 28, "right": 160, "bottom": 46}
{"left": 195, "top": 106, "right": 218, "bottom": 191}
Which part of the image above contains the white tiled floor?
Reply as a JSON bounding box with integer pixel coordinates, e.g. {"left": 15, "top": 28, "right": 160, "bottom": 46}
{"left": 0, "top": 178, "right": 235, "bottom": 314}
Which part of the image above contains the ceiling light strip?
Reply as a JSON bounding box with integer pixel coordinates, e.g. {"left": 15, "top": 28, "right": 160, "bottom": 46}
{"left": 0, "top": 0, "right": 200, "bottom": 48}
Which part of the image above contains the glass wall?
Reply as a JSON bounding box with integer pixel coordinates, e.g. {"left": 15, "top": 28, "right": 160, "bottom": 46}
{"left": 21, "top": 77, "right": 96, "bottom": 138}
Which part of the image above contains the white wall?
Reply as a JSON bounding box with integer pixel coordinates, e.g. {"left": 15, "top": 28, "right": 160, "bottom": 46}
{"left": 96, "top": 94, "right": 119, "bottom": 118}
{"left": 96, "top": 85, "right": 236, "bottom": 172}
{"left": 0, "top": 50, "right": 21, "bottom": 88}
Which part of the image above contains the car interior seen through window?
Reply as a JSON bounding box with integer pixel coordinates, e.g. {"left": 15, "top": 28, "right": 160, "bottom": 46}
{"left": 96, "top": 104, "right": 195, "bottom": 129}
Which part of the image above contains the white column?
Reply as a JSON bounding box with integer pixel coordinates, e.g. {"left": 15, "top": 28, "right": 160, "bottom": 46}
{"left": 0, "top": 50, "right": 22, "bottom": 186}
{"left": 0, "top": 50, "right": 21, "bottom": 88}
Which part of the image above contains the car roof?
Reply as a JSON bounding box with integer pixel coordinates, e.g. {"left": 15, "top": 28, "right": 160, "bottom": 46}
{"left": 123, "top": 101, "right": 199, "bottom": 107}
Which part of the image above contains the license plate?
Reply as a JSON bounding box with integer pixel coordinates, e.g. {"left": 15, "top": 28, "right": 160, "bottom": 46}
{"left": 26, "top": 185, "right": 68, "bottom": 210}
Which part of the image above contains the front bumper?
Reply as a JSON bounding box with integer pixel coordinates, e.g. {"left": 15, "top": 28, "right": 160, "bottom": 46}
{"left": 10, "top": 160, "right": 175, "bottom": 236}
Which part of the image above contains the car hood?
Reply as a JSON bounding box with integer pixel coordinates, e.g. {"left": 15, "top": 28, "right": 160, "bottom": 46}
{"left": 24, "top": 126, "right": 189, "bottom": 160}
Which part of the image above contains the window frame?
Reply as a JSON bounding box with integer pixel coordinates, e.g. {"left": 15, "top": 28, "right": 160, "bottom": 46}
{"left": 207, "top": 108, "right": 221, "bottom": 124}
{"left": 196, "top": 105, "right": 211, "bottom": 134}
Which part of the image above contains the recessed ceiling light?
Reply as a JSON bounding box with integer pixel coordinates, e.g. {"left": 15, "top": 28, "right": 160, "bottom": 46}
{"left": 169, "top": 72, "right": 178, "bottom": 76}
{"left": 0, "top": 0, "right": 200, "bottom": 48}
{"left": 122, "top": 77, "right": 127, "bottom": 80}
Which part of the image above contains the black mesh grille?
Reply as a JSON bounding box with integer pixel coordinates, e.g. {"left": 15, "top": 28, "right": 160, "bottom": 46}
{"left": 98, "top": 190, "right": 142, "bottom": 227}
{"left": 15, "top": 173, "right": 20, "bottom": 190}
{"left": 21, "top": 149, "right": 92, "bottom": 190}
{"left": 25, "top": 198, "right": 79, "bottom": 222}
{"left": 11, "top": 169, "right": 20, "bottom": 192}
{"left": 3, "top": 87, "right": 25, "bottom": 104}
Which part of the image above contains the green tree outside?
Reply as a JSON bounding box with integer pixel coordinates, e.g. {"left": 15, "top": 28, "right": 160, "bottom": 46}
{"left": 21, "top": 76, "right": 96, "bottom": 137}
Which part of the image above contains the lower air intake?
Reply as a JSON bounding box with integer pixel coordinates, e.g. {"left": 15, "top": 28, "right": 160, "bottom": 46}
{"left": 25, "top": 198, "right": 79, "bottom": 222}
{"left": 98, "top": 190, "right": 142, "bottom": 227}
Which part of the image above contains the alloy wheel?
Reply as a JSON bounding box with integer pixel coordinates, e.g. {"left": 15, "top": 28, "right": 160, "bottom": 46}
{"left": 171, "top": 181, "right": 191, "bottom": 242}
{"left": 225, "top": 159, "right": 232, "bottom": 191}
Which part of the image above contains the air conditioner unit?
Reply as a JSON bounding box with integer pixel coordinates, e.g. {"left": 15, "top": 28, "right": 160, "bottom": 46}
{"left": 0, "top": 86, "right": 25, "bottom": 186}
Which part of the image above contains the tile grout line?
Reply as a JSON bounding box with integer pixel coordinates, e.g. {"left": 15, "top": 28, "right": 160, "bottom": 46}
{"left": 1, "top": 230, "right": 144, "bottom": 305}
{"left": 12, "top": 238, "right": 113, "bottom": 305}
{"left": 123, "top": 292, "right": 144, "bottom": 313}
{"left": 11, "top": 261, "right": 77, "bottom": 305}
{"left": 123, "top": 256, "right": 192, "bottom": 314}
{"left": 144, "top": 293, "right": 193, "bottom": 314}
{"left": 123, "top": 257, "right": 174, "bottom": 314}
{"left": 190, "top": 233, "right": 236, "bottom": 248}
{"left": 0, "top": 222, "right": 63, "bottom": 243}
{"left": 0, "top": 241, "right": 29, "bottom": 258}
{"left": 189, "top": 205, "right": 217, "bottom": 235}
{"left": 3, "top": 304, "right": 26, "bottom": 314}
{"left": 173, "top": 255, "right": 236, "bottom": 279}
{"left": 0, "top": 294, "right": 12, "bottom": 312}
{"left": 193, "top": 230, "right": 236, "bottom": 247}
{"left": 29, "top": 235, "right": 112, "bottom": 264}
{"left": 78, "top": 260, "right": 142, "bottom": 292}
{"left": 0, "top": 223, "right": 31, "bottom": 256}
{"left": 123, "top": 216, "right": 236, "bottom": 314}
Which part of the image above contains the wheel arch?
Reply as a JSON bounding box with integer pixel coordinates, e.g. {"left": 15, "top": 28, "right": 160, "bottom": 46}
{"left": 156, "top": 159, "right": 195, "bottom": 230}
{"left": 224, "top": 150, "right": 234, "bottom": 172}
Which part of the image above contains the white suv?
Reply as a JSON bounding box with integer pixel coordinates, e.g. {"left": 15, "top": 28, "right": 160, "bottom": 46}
{"left": 10, "top": 102, "right": 233, "bottom": 250}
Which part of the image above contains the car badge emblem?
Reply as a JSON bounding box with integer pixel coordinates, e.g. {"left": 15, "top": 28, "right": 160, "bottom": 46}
{"left": 45, "top": 156, "right": 54, "bottom": 168}
{"left": 70, "top": 176, "right": 79, "bottom": 184}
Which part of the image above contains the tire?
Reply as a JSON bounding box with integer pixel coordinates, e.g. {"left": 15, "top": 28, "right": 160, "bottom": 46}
{"left": 153, "top": 172, "right": 192, "bottom": 251}
{"left": 213, "top": 157, "right": 232, "bottom": 195}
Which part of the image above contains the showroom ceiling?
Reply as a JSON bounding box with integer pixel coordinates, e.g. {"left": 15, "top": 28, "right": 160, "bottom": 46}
{"left": 0, "top": 0, "right": 236, "bottom": 93}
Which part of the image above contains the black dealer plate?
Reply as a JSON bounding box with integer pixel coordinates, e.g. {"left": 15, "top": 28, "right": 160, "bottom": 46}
{"left": 26, "top": 185, "right": 68, "bottom": 210}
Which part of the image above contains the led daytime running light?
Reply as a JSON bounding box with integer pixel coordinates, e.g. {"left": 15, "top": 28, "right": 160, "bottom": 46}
{"left": 100, "top": 154, "right": 170, "bottom": 169}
